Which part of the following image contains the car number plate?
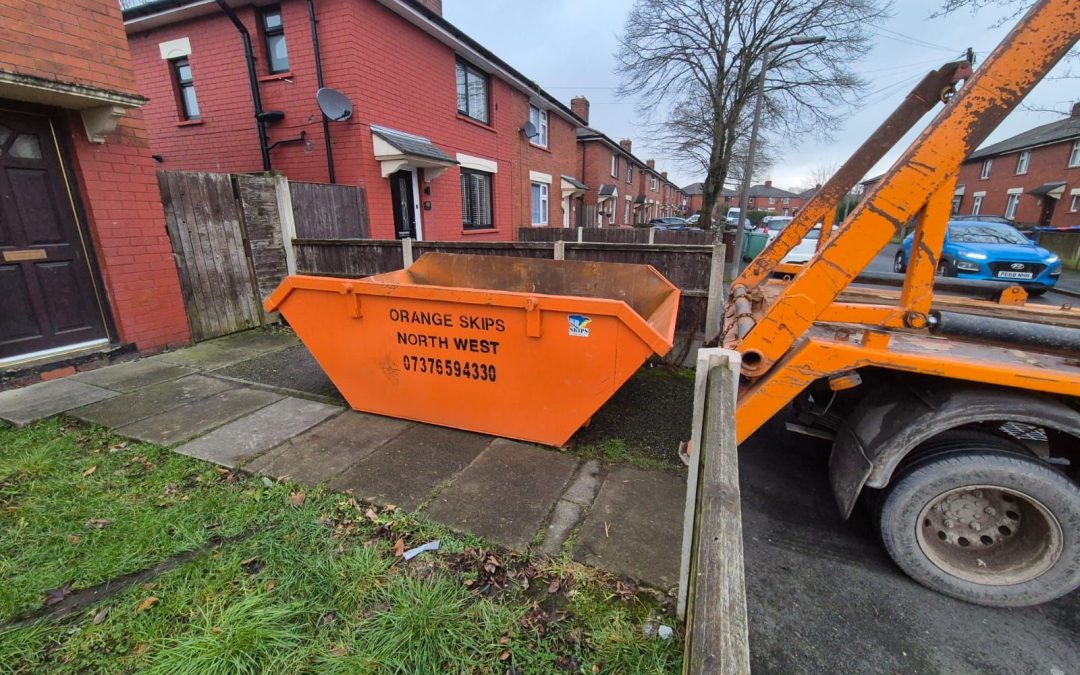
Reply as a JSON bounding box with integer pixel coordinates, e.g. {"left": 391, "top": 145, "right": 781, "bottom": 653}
{"left": 996, "top": 271, "right": 1033, "bottom": 280}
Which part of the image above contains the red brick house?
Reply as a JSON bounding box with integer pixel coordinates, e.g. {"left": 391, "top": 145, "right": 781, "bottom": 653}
{"left": 954, "top": 103, "right": 1080, "bottom": 228}
{"left": 121, "top": 0, "right": 587, "bottom": 240}
{"left": 740, "top": 180, "right": 801, "bottom": 215}
{"left": 683, "top": 182, "right": 734, "bottom": 220}
{"left": 0, "top": 0, "right": 189, "bottom": 378}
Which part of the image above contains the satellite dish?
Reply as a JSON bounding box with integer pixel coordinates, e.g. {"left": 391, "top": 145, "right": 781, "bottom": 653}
{"left": 521, "top": 121, "right": 537, "bottom": 138}
{"left": 317, "top": 88, "right": 353, "bottom": 121}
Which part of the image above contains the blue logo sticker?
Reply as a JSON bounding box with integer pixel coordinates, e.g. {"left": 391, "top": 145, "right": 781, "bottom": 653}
{"left": 568, "top": 314, "right": 592, "bottom": 337}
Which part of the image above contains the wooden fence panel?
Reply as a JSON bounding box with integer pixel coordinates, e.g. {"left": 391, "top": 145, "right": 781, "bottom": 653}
{"left": 157, "top": 170, "right": 263, "bottom": 341}
{"left": 289, "top": 181, "right": 368, "bottom": 239}
{"left": 234, "top": 174, "right": 288, "bottom": 309}
{"left": 519, "top": 227, "right": 716, "bottom": 246}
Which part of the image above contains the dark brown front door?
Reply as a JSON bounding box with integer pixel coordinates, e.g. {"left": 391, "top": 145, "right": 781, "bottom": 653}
{"left": 0, "top": 109, "right": 108, "bottom": 361}
{"left": 390, "top": 169, "right": 417, "bottom": 239}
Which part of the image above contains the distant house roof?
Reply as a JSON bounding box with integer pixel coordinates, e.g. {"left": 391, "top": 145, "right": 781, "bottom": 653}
{"left": 796, "top": 185, "right": 820, "bottom": 200}
{"left": 748, "top": 184, "right": 800, "bottom": 199}
{"left": 683, "top": 182, "right": 703, "bottom": 195}
{"left": 967, "top": 110, "right": 1080, "bottom": 161}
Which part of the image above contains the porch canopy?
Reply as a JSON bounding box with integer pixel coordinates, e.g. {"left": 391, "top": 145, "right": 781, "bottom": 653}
{"left": 371, "top": 125, "right": 457, "bottom": 180}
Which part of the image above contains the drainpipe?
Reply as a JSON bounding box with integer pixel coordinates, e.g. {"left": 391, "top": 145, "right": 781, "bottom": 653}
{"left": 216, "top": 0, "right": 271, "bottom": 171}
{"left": 307, "top": 0, "right": 335, "bottom": 183}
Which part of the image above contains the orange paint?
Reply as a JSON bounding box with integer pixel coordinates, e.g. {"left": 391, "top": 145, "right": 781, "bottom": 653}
{"left": 265, "top": 254, "right": 679, "bottom": 446}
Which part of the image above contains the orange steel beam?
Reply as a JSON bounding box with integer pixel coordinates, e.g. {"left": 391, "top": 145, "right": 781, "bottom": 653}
{"left": 734, "top": 0, "right": 1080, "bottom": 377}
{"left": 898, "top": 178, "right": 956, "bottom": 324}
{"left": 733, "top": 60, "right": 972, "bottom": 292}
{"left": 734, "top": 335, "right": 1080, "bottom": 444}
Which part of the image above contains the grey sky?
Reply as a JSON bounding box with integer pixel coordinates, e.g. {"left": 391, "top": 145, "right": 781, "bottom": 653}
{"left": 444, "top": 0, "right": 1074, "bottom": 192}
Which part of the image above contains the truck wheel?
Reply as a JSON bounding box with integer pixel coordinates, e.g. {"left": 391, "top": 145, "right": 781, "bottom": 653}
{"left": 879, "top": 449, "right": 1080, "bottom": 607}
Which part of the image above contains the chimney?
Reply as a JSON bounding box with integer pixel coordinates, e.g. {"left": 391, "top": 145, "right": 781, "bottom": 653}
{"left": 417, "top": 0, "right": 443, "bottom": 15}
{"left": 1073, "top": 101, "right": 1080, "bottom": 117}
{"left": 571, "top": 96, "right": 590, "bottom": 124}
{"left": 661, "top": 171, "right": 668, "bottom": 179}
{"left": 764, "top": 180, "right": 772, "bottom": 187}
{"left": 647, "top": 159, "right": 656, "bottom": 169}
{"left": 619, "top": 139, "right": 632, "bottom": 152}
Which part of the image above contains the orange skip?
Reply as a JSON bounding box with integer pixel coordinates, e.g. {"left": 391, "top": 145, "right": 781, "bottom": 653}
{"left": 264, "top": 253, "right": 680, "bottom": 446}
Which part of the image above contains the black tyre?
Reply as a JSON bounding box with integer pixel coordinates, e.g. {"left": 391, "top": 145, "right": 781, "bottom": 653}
{"left": 879, "top": 448, "right": 1080, "bottom": 607}
{"left": 893, "top": 251, "right": 907, "bottom": 273}
{"left": 936, "top": 258, "right": 954, "bottom": 277}
{"left": 1027, "top": 288, "right": 1048, "bottom": 297}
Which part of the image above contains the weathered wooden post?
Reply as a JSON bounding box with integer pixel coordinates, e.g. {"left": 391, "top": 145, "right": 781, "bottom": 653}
{"left": 678, "top": 348, "right": 750, "bottom": 674}
{"left": 704, "top": 243, "right": 727, "bottom": 338}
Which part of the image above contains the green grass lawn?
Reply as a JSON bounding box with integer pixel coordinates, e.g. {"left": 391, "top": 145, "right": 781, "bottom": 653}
{"left": 0, "top": 419, "right": 682, "bottom": 673}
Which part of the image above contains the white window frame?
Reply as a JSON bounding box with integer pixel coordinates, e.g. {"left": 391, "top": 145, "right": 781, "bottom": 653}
{"left": 1070, "top": 140, "right": 1080, "bottom": 168}
{"left": 1004, "top": 192, "right": 1020, "bottom": 220}
{"left": 783, "top": 197, "right": 790, "bottom": 205}
{"left": 1070, "top": 193, "right": 1080, "bottom": 213}
{"left": 650, "top": 175, "right": 658, "bottom": 191}
{"left": 626, "top": 164, "right": 633, "bottom": 184}
{"left": 971, "top": 193, "right": 984, "bottom": 215}
{"left": 608, "top": 201, "right": 615, "bottom": 225}
{"left": 1015, "top": 150, "right": 1030, "bottom": 175}
{"left": 980, "top": 158, "right": 993, "bottom": 179}
{"left": 768, "top": 196, "right": 775, "bottom": 205}
{"left": 528, "top": 105, "right": 548, "bottom": 148}
{"left": 624, "top": 197, "right": 631, "bottom": 223}
{"left": 530, "top": 181, "right": 549, "bottom": 225}
{"left": 951, "top": 195, "right": 962, "bottom": 214}
{"left": 611, "top": 154, "right": 618, "bottom": 177}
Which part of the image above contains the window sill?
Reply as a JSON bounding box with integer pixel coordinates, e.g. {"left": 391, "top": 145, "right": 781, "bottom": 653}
{"left": 259, "top": 71, "right": 293, "bottom": 82}
{"left": 461, "top": 227, "right": 499, "bottom": 235}
{"left": 457, "top": 114, "right": 495, "bottom": 132}
{"left": 176, "top": 119, "right": 204, "bottom": 127}
{"left": 530, "top": 223, "right": 550, "bottom": 227}
{"left": 529, "top": 143, "right": 551, "bottom": 153}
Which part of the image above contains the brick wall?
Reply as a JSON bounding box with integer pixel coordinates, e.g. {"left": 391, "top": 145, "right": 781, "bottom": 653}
{"left": 957, "top": 141, "right": 1080, "bottom": 228}
{"left": 0, "top": 0, "right": 138, "bottom": 95}
{"left": 127, "top": 0, "right": 583, "bottom": 242}
{"left": 1, "top": 0, "right": 190, "bottom": 357}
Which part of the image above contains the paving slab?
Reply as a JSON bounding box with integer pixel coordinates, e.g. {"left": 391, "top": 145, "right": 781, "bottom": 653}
{"left": 0, "top": 379, "right": 118, "bottom": 426}
{"left": 573, "top": 465, "right": 685, "bottom": 590}
{"left": 330, "top": 424, "right": 493, "bottom": 512}
{"left": 214, "top": 344, "right": 344, "bottom": 403}
{"left": 246, "top": 411, "right": 412, "bottom": 483}
{"left": 71, "top": 359, "right": 195, "bottom": 392}
{"left": 115, "top": 388, "right": 283, "bottom": 446}
{"left": 425, "top": 439, "right": 579, "bottom": 550}
{"left": 560, "top": 460, "right": 603, "bottom": 506}
{"left": 173, "top": 397, "right": 341, "bottom": 467}
{"left": 154, "top": 330, "right": 298, "bottom": 371}
{"left": 538, "top": 499, "right": 584, "bottom": 557}
{"left": 70, "top": 375, "right": 238, "bottom": 428}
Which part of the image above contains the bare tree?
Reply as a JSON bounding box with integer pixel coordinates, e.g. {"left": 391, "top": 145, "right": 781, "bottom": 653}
{"left": 616, "top": 0, "right": 888, "bottom": 227}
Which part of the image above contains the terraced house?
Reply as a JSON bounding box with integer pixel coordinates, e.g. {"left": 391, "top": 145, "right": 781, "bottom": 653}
{"left": 120, "top": 0, "right": 588, "bottom": 241}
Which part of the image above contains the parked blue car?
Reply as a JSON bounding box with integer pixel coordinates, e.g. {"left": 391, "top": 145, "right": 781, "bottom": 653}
{"left": 895, "top": 220, "right": 1062, "bottom": 295}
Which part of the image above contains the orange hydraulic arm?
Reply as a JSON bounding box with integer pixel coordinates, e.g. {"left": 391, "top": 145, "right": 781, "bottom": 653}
{"left": 726, "top": 0, "right": 1080, "bottom": 442}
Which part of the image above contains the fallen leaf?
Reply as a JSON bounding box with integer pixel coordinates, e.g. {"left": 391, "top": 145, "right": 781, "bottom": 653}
{"left": 384, "top": 504, "right": 397, "bottom": 512}
{"left": 364, "top": 508, "right": 379, "bottom": 522}
{"left": 84, "top": 519, "right": 113, "bottom": 529}
{"left": 289, "top": 492, "right": 307, "bottom": 508}
{"left": 82, "top": 466, "right": 97, "bottom": 478}
{"left": 136, "top": 596, "right": 158, "bottom": 612}
{"left": 216, "top": 467, "right": 231, "bottom": 476}
{"left": 92, "top": 608, "right": 109, "bottom": 624}
{"left": 393, "top": 539, "right": 405, "bottom": 557}
{"left": 43, "top": 583, "right": 73, "bottom": 606}
{"left": 328, "top": 645, "right": 350, "bottom": 657}
{"left": 499, "top": 636, "right": 510, "bottom": 645}
{"left": 211, "top": 626, "right": 222, "bottom": 634}
{"left": 265, "top": 578, "right": 278, "bottom": 591}
{"left": 500, "top": 650, "right": 511, "bottom": 661}
{"left": 132, "top": 644, "right": 148, "bottom": 657}
{"left": 548, "top": 579, "right": 561, "bottom": 594}
{"left": 67, "top": 534, "right": 81, "bottom": 545}
{"left": 592, "top": 665, "right": 600, "bottom": 673}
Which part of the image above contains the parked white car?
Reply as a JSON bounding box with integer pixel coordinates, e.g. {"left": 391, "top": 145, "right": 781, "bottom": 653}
{"left": 760, "top": 216, "right": 794, "bottom": 243}
{"left": 780, "top": 225, "right": 822, "bottom": 263}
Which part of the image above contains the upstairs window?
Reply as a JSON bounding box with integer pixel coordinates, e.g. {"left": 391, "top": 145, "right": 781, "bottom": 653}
{"left": 456, "top": 59, "right": 489, "bottom": 124}
{"left": 610, "top": 154, "right": 618, "bottom": 177}
{"left": 1015, "top": 150, "right": 1030, "bottom": 174}
{"left": 171, "top": 58, "right": 199, "bottom": 120}
{"left": 529, "top": 106, "right": 548, "bottom": 147}
{"left": 261, "top": 6, "right": 289, "bottom": 74}
{"left": 980, "top": 158, "right": 993, "bottom": 179}
{"left": 1070, "top": 140, "right": 1080, "bottom": 167}
{"left": 626, "top": 164, "right": 633, "bottom": 184}
{"left": 650, "top": 175, "right": 658, "bottom": 191}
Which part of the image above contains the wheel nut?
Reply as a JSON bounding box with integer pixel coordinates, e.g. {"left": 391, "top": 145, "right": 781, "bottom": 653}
{"left": 985, "top": 507, "right": 996, "bottom": 516}
{"left": 970, "top": 522, "right": 982, "bottom": 531}
{"left": 944, "top": 519, "right": 955, "bottom": 529}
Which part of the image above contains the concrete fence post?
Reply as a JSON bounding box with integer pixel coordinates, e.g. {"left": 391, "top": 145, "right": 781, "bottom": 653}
{"left": 553, "top": 240, "right": 565, "bottom": 261}
{"left": 577, "top": 227, "right": 584, "bottom": 243}
{"left": 648, "top": 227, "right": 656, "bottom": 245}
{"left": 272, "top": 173, "right": 298, "bottom": 275}
{"left": 401, "top": 237, "right": 414, "bottom": 268}
{"left": 704, "top": 243, "right": 727, "bottom": 339}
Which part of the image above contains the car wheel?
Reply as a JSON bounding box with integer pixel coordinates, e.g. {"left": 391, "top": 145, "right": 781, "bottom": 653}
{"left": 893, "top": 251, "right": 907, "bottom": 273}
{"left": 878, "top": 446, "right": 1080, "bottom": 607}
{"left": 1027, "top": 288, "right": 1048, "bottom": 297}
{"left": 936, "top": 259, "right": 954, "bottom": 277}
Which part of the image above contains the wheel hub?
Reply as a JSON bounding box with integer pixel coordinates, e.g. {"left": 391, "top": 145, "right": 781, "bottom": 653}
{"left": 917, "top": 485, "right": 1062, "bottom": 585}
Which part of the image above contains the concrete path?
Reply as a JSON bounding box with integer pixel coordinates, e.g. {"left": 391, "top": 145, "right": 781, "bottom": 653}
{"left": 0, "top": 330, "right": 685, "bottom": 591}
